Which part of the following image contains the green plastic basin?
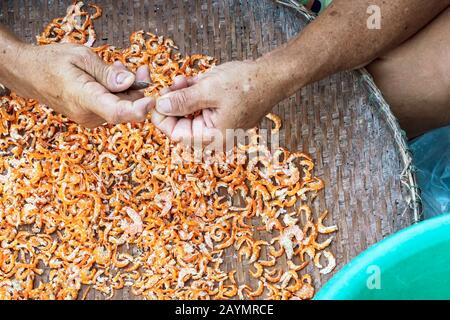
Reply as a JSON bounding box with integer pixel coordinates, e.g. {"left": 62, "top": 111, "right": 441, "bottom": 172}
{"left": 315, "top": 213, "right": 450, "bottom": 300}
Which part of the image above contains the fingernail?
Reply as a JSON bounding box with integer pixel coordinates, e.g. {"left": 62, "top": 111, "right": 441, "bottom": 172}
{"left": 157, "top": 98, "right": 172, "bottom": 114}
{"left": 116, "top": 72, "right": 133, "bottom": 85}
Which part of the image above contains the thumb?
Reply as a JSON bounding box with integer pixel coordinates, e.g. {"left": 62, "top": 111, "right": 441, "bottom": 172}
{"left": 156, "top": 86, "right": 203, "bottom": 116}
{"left": 74, "top": 49, "right": 135, "bottom": 93}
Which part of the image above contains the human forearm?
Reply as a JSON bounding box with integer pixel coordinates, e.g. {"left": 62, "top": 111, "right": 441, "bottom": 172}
{"left": 258, "top": 0, "right": 450, "bottom": 99}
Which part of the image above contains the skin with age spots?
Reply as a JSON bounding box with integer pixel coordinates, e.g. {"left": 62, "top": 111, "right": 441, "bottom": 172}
{"left": 152, "top": 0, "right": 450, "bottom": 141}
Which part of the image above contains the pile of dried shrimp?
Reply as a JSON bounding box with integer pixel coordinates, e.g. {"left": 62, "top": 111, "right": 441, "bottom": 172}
{"left": 0, "top": 1, "right": 337, "bottom": 300}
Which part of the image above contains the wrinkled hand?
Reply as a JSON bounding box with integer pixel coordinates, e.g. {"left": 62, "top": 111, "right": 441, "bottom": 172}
{"left": 151, "top": 61, "right": 282, "bottom": 143}
{"left": 10, "top": 43, "right": 154, "bottom": 128}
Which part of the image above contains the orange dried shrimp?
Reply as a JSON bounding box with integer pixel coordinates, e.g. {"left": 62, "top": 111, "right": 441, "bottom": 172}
{"left": 0, "top": 2, "right": 337, "bottom": 300}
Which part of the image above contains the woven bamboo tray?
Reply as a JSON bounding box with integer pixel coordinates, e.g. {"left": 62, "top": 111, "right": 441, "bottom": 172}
{"left": 0, "top": 0, "right": 421, "bottom": 300}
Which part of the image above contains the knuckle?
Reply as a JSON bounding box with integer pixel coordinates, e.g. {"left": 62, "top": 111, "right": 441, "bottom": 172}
{"left": 105, "top": 115, "right": 118, "bottom": 125}
{"left": 171, "top": 91, "right": 190, "bottom": 113}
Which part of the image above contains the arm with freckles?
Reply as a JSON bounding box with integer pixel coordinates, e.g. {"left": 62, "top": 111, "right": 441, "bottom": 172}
{"left": 0, "top": 25, "right": 154, "bottom": 128}
{"left": 151, "top": 0, "right": 450, "bottom": 142}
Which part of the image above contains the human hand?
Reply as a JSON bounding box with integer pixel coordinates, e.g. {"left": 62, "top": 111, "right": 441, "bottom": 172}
{"left": 151, "top": 60, "right": 284, "bottom": 143}
{"left": 5, "top": 43, "right": 154, "bottom": 128}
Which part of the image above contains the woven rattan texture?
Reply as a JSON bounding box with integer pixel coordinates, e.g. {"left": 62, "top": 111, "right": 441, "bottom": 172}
{"left": 0, "top": 0, "right": 414, "bottom": 299}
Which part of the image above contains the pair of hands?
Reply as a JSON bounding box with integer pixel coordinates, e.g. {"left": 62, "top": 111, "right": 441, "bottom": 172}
{"left": 10, "top": 43, "right": 280, "bottom": 140}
